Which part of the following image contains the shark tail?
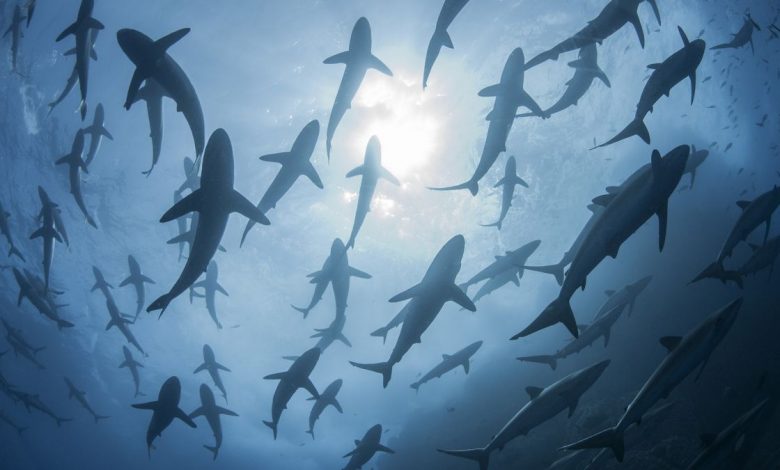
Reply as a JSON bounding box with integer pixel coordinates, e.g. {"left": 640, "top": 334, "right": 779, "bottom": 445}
{"left": 57, "top": 319, "right": 75, "bottom": 330}
{"left": 479, "top": 220, "right": 502, "bottom": 230}
{"left": 369, "top": 327, "right": 390, "bottom": 344}
{"left": 147, "top": 293, "right": 173, "bottom": 317}
{"left": 240, "top": 220, "right": 255, "bottom": 247}
{"left": 690, "top": 261, "right": 743, "bottom": 288}
{"left": 512, "top": 297, "right": 579, "bottom": 339}
{"left": 94, "top": 415, "right": 110, "bottom": 423}
{"left": 428, "top": 180, "right": 478, "bottom": 196}
{"left": 562, "top": 427, "right": 625, "bottom": 462}
{"left": 517, "top": 354, "right": 558, "bottom": 370}
{"left": 410, "top": 382, "right": 421, "bottom": 392}
{"left": 204, "top": 444, "right": 219, "bottom": 460}
{"left": 593, "top": 118, "right": 650, "bottom": 149}
{"left": 437, "top": 447, "right": 490, "bottom": 470}
{"left": 524, "top": 262, "right": 565, "bottom": 286}
{"left": 305, "top": 429, "right": 315, "bottom": 440}
{"left": 9, "top": 245, "right": 24, "bottom": 261}
{"left": 263, "top": 420, "right": 278, "bottom": 440}
{"left": 291, "top": 304, "right": 310, "bottom": 319}
{"left": 350, "top": 361, "right": 393, "bottom": 388}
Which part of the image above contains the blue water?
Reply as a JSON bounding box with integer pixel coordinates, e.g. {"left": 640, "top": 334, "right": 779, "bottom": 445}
{"left": 0, "top": 0, "right": 778, "bottom": 469}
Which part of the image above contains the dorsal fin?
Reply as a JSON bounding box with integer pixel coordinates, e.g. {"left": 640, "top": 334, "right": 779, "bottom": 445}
{"left": 678, "top": 26, "right": 690, "bottom": 46}
{"left": 659, "top": 336, "right": 682, "bottom": 353}
{"left": 651, "top": 149, "right": 663, "bottom": 179}
{"left": 525, "top": 386, "right": 543, "bottom": 400}
{"left": 736, "top": 200, "right": 751, "bottom": 210}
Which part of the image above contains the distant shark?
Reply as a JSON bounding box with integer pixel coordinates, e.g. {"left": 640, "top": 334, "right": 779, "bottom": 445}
{"left": 343, "top": 424, "right": 395, "bottom": 470}
{"left": 480, "top": 156, "right": 527, "bottom": 230}
{"left": 0, "top": 200, "right": 25, "bottom": 260}
{"left": 194, "top": 344, "right": 231, "bottom": 402}
{"left": 711, "top": 14, "right": 761, "bottom": 54}
{"left": 411, "top": 340, "right": 482, "bottom": 391}
{"left": 190, "top": 261, "right": 227, "bottom": 328}
{"left": 120, "top": 255, "right": 155, "bottom": 318}
{"left": 189, "top": 383, "right": 237, "bottom": 460}
{"left": 130, "top": 79, "right": 169, "bottom": 175}
{"left": 82, "top": 103, "right": 113, "bottom": 168}
{"left": 119, "top": 345, "right": 145, "bottom": 398}
{"left": 305, "top": 378, "right": 343, "bottom": 439}
{"left": 48, "top": 29, "right": 99, "bottom": 115}
{"left": 64, "top": 377, "right": 109, "bottom": 423}
{"left": 29, "top": 187, "right": 64, "bottom": 291}
{"left": 263, "top": 347, "right": 320, "bottom": 439}
{"left": 55, "top": 129, "right": 97, "bottom": 228}
{"left": 423, "top": 0, "right": 470, "bottom": 89}
{"left": 4, "top": 5, "right": 26, "bottom": 72}
{"left": 132, "top": 376, "right": 197, "bottom": 457}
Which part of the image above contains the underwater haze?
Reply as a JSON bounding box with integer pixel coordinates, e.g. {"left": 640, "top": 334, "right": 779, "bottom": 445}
{"left": 1, "top": 0, "right": 779, "bottom": 469}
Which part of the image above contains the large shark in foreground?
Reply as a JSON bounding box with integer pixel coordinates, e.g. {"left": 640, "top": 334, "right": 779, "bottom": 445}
{"left": 55, "top": 129, "right": 97, "bottom": 228}
{"left": 480, "top": 156, "right": 528, "bottom": 230}
{"left": 430, "top": 47, "right": 547, "bottom": 196}
{"left": 562, "top": 298, "right": 742, "bottom": 461}
{"left": 411, "top": 340, "right": 482, "bottom": 391}
{"left": 55, "top": 0, "right": 104, "bottom": 120}
{"left": 147, "top": 129, "right": 269, "bottom": 314}
{"left": 306, "top": 378, "right": 343, "bottom": 439}
{"left": 189, "top": 383, "right": 238, "bottom": 460}
{"left": 351, "top": 235, "right": 476, "bottom": 387}
{"left": 132, "top": 376, "right": 197, "bottom": 457}
{"left": 120, "top": 255, "right": 155, "bottom": 318}
{"left": 346, "top": 136, "right": 399, "bottom": 248}
{"left": 343, "top": 424, "right": 394, "bottom": 470}
{"left": 593, "top": 28, "right": 704, "bottom": 149}
{"left": 423, "top": 0, "right": 470, "bottom": 89}
{"left": 194, "top": 344, "right": 231, "bottom": 402}
{"left": 64, "top": 377, "right": 109, "bottom": 423}
{"left": 515, "top": 146, "right": 688, "bottom": 339}
{"left": 263, "top": 347, "right": 320, "bottom": 439}
{"left": 711, "top": 14, "right": 761, "bottom": 54}
{"left": 241, "top": 120, "right": 322, "bottom": 245}
{"left": 439, "top": 360, "right": 610, "bottom": 470}
{"left": 324, "top": 17, "right": 393, "bottom": 160}
{"left": 119, "top": 345, "right": 145, "bottom": 398}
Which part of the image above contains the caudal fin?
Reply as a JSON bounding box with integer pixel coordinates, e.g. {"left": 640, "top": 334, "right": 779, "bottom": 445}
{"left": 517, "top": 355, "right": 558, "bottom": 370}
{"left": 428, "top": 180, "right": 479, "bottom": 196}
{"left": 562, "top": 427, "right": 625, "bottom": 462}
{"left": 690, "top": 261, "right": 743, "bottom": 288}
{"left": 479, "top": 220, "right": 502, "bottom": 230}
{"left": 291, "top": 304, "right": 310, "bottom": 318}
{"left": 410, "top": 382, "right": 421, "bottom": 392}
{"left": 305, "top": 429, "right": 315, "bottom": 440}
{"left": 204, "top": 444, "right": 219, "bottom": 460}
{"left": 57, "top": 319, "right": 75, "bottom": 330}
{"left": 524, "top": 263, "right": 565, "bottom": 286}
{"left": 147, "top": 294, "right": 173, "bottom": 317}
{"left": 512, "top": 297, "right": 579, "bottom": 339}
{"left": 437, "top": 447, "right": 490, "bottom": 470}
{"left": 370, "top": 326, "right": 391, "bottom": 344}
{"left": 350, "top": 361, "right": 393, "bottom": 388}
{"left": 263, "top": 420, "right": 278, "bottom": 440}
{"left": 592, "top": 119, "right": 650, "bottom": 149}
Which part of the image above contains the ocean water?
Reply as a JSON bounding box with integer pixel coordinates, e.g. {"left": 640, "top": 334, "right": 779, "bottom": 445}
{"left": 0, "top": 0, "right": 778, "bottom": 469}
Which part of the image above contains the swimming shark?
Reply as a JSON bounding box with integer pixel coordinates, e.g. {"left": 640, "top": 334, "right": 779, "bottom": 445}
{"left": 90, "top": 265, "right": 113, "bottom": 300}
{"left": 423, "top": 0, "right": 470, "bottom": 89}
{"left": 2, "top": 318, "right": 45, "bottom": 370}
{"left": 241, "top": 120, "right": 323, "bottom": 245}
{"left": 48, "top": 29, "right": 99, "bottom": 115}
{"left": 346, "top": 136, "right": 399, "bottom": 248}
{"left": 711, "top": 14, "right": 761, "bottom": 54}
{"left": 55, "top": 0, "right": 104, "bottom": 120}
{"left": 147, "top": 129, "right": 269, "bottom": 315}
{"left": 24, "top": 0, "right": 36, "bottom": 28}
{"left": 515, "top": 146, "right": 688, "bottom": 339}
{"left": 10, "top": 389, "right": 72, "bottom": 427}
{"left": 105, "top": 297, "right": 145, "bottom": 356}
{"left": 64, "top": 377, "right": 109, "bottom": 423}
{"left": 593, "top": 27, "right": 704, "bottom": 149}
{"left": 683, "top": 145, "right": 709, "bottom": 189}
{"left": 429, "top": 48, "right": 547, "bottom": 196}
{"left": 0, "top": 200, "right": 24, "bottom": 260}
{"left": 119, "top": 345, "right": 145, "bottom": 398}
{"left": 190, "top": 261, "right": 227, "bottom": 328}
{"left": 480, "top": 156, "right": 528, "bottom": 230}
{"left": 439, "top": 360, "right": 610, "bottom": 470}
{"left": 263, "top": 347, "right": 321, "bottom": 439}
{"left": 189, "top": 383, "right": 238, "bottom": 460}
{"left": 324, "top": 17, "right": 393, "bottom": 160}
{"left": 471, "top": 268, "right": 521, "bottom": 303}
{"left": 735, "top": 235, "right": 780, "bottom": 281}
{"left": 14, "top": 268, "right": 73, "bottom": 330}
{"left": 305, "top": 378, "right": 343, "bottom": 439}
{"left": 411, "top": 340, "right": 482, "bottom": 391}
{"left": 82, "top": 103, "right": 113, "bottom": 168}
{"left": 4, "top": 5, "right": 26, "bottom": 72}
{"left": 131, "top": 79, "right": 169, "bottom": 175}
{"left": 524, "top": 0, "right": 661, "bottom": 70}
{"left": 132, "top": 376, "right": 197, "bottom": 457}
{"left": 460, "top": 239, "right": 541, "bottom": 291}
{"left": 351, "top": 235, "right": 475, "bottom": 387}
{"left": 55, "top": 129, "right": 97, "bottom": 228}
{"left": 561, "top": 298, "right": 742, "bottom": 462}
{"left": 120, "top": 255, "right": 155, "bottom": 318}
{"left": 0, "top": 409, "right": 26, "bottom": 435}
{"left": 194, "top": 344, "right": 230, "bottom": 403}
{"left": 343, "top": 424, "right": 395, "bottom": 470}
{"left": 29, "top": 187, "right": 63, "bottom": 291}
{"left": 311, "top": 313, "right": 351, "bottom": 352}
{"left": 594, "top": 275, "right": 652, "bottom": 319}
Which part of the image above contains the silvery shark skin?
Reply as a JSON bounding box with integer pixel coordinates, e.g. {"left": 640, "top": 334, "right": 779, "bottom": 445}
{"left": 305, "top": 378, "right": 343, "bottom": 439}
{"left": 461, "top": 239, "right": 541, "bottom": 290}
{"left": 4, "top": 5, "right": 26, "bottom": 72}
{"left": 518, "top": 304, "right": 626, "bottom": 370}
{"left": 147, "top": 129, "right": 269, "bottom": 315}
{"left": 594, "top": 28, "right": 705, "bottom": 149}
{"left": 190, "top": 261, "right": 227, "bottom": 328}
{"left": 263, "top": 347, "right": 321, "bottom": 439}
{"left": 324, "top": 17, "right": 393, "bottom": 160}
{"left": 241, "top": 120, "right": 323, "bottom": 245}
{"left": 519, "top": 44, "right": 611, "bottom": 118}
{"left": 683, "top": 145, "right": 709, "bottom": 189}
{"left": 64, "top": 377, "right": 109, "bottom": 423}
{"left": 132, "top": 376, "right": 197, "bottom": 457}
{"left": 439, "top": 360, "right": 610, "bottom": 470}
{"left": 131, "top": 79, "right": 169, "bottom": 175}
{"left": 2, "top": 318, "right": 46, "bottom": 370}
{"left": 685, "top": 399, "right": 768, "bottom": 470}
{"left": 423, "top": 0, "right": 470, "bottom": 89}
{"left": 562, "top": 298, "right": 742, "bottom": 462}
{"left": 480, "top": 156, "right": 528, "bottom": 230}
{"left": 29, "top": 187, "right": 64, "bottom": 291}
{"left": 55, "top": 129, "right": 97, "bottom": 228}
{"left": 117, "top": 27, "right": 205, "bottom": 164}
{"left": 14, "top": 268, "right": 74, "bottom": 330}
{"left": 411, "top": 340, "right": 482, "bottom": 391}
{"left": 691, "top": 186, "right": 780, "bottom": 287}
{"left": 120, "top": 255, "right": 155, "bottom": 318}
{"left": 194, "top": 344, "right": 230, "bottom": 403}
{"left": 351, "top": 235, "right": 476, "bottom": 387}
{"left": 9, "top": 388, "right": 72, "bottom": 427}
{"left": 343, "top": 424, "right": 394, "bottom": 470}
{"left": 429, "top": 48, "right": 547, "bottom": 196}
{"left": 82, "top": 103, "right": 113, "bottom": 168}
{"left": 189, "top": 383, "right": 238, "bottom": 460}
{"left": 0, "top": 200, "right": 24, "bottom": 260}
{"left": 119, "top": 345, "right": 145, "bottom": 398}
{"left": 593, "top": 275, "right": 653, "bottom": 320}
{"left": 524, "top": 0, "right": 661, "bottom": 70}
{"left": 515, "top": 146, "right": 688, "bottom": 339}
{"left": 105, "top": 297, "right": 145, "bottom": 356}
{"left": 293, "top": 238, "right": 371, "bottom": 318}
{"left": 711, "top": 14, "right": 762, "bottom": 54}
{"left": 311, "top": 313, "right": 351, "bottom": 352}
{"left": 55, "top": 0, "right": 104, "bottom": 120}
{"left": 48, "top": 29, "right": 99, "bottom": 115}
{"left": 346, "top": 136, "right": 400, "bottom": 249}
{"left": 736, "top": 235, "right": 780, "bottom": 280}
